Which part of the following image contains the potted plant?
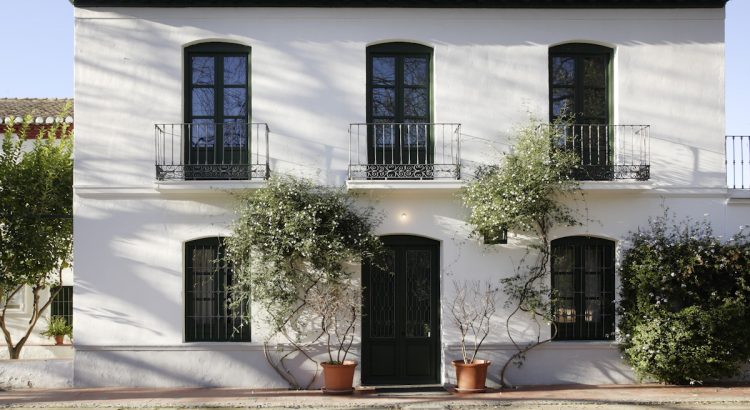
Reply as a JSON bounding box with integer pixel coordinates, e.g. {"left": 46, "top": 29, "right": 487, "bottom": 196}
{"left": 225, "top": 176, "right": 382, "bottom": 390}
{"left": 307, "top": 279, "right": 362, "bottom": 394}
{"left": 449, "top": 280, "right": 499, "bottom": 392}
{"left": 42, "top": 316, "right": 72, "bottom": 345}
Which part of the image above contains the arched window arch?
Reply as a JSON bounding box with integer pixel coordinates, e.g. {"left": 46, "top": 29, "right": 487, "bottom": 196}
{"left": 551, "top": 236, "right": 615, "bottom": 340}
{"left": 184, "top": 237, "right": 250, "bottom": 342}
{"left": 184, "top": 42, "right": 251, "bottom": 179}
{"left": 549, "top": 43, "right": 612, "bottom": 123}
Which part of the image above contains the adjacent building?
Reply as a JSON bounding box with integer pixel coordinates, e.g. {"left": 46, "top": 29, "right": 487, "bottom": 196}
{"left": 0, "top": 98, "right": 74, "bottom": 360}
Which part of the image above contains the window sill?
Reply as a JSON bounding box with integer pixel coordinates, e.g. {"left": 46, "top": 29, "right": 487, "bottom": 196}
{"left": 579, "top": 180, "right": 654, "bottom": 191}
{"left": 728, "top": 189, "right": 750, "bottom": 203}
{"left": 346, "top": 179, "right": 464, "bottom": 192}
{"left": 154, "top": 180, "right": 267, "bottom": 194}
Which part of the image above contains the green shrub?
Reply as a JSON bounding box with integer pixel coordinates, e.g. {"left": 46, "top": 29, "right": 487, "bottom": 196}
{"left": 619, "top": 212, "right": 750, "bottom": 384}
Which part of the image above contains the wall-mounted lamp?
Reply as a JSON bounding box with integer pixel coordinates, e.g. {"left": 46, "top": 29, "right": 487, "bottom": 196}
{"left": 400, "top": 212, "right": 408, "bottom": 221}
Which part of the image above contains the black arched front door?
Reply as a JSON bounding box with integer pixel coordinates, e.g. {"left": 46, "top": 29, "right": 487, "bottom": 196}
{"left": 361, "top": 235, "right": 440, "bottom": 385}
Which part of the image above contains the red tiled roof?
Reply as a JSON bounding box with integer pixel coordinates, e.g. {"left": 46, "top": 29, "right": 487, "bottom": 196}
{"left": 0, "top": 98, "right": 73, "bottom": 122}
{"left": 0, "top": 99, "right": 73, "bottom": 139}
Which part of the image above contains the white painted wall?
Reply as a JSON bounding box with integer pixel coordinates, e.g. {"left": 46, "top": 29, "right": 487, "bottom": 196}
{"left": 73, "top": 6, "right": 740, "bottom": 387}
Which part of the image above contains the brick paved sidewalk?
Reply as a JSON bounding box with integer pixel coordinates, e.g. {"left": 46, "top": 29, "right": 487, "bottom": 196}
{"left": 1, "top": 384, "right": 750, "bottom": 409}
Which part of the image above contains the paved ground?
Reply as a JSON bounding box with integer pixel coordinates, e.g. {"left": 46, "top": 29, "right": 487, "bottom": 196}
{"left": 1, "top": 384, "right": 750, "bottom": 409}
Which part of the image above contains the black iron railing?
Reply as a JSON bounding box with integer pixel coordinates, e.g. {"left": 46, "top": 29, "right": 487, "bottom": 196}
{"left": 348, "top": 122, "right": 461, "bottom": 180}
{"left": 553, "top": 124, "right": 650, "bottom": 181}
{"left": 155, "top": 122, "right": 270, "bottom": 181}
{"left": 727, "top": 135, "right": 750, "bottom": 189}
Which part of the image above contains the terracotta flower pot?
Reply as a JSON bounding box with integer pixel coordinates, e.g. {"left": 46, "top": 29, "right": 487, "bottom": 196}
{"left": 321, "top": 360, "right": 357, "bottom": 394}
{"left": 452, "top": 359, "right": 491, "bottom": 393}
{"left": 54, "top": 335, "right": 65, "bottom": 345}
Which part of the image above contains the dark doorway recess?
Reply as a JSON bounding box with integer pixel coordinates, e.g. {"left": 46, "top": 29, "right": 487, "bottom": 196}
{"left": 361, "top": 235, "right": 441, "bottom": 385}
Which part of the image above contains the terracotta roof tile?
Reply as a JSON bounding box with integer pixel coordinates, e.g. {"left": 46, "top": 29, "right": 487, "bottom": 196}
{"left": 0, "top": 98, "right": 74, "bottom": 123}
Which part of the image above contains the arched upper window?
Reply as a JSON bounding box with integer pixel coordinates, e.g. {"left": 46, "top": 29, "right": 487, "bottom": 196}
{"left": 549, "top": 43, "right": 615, "bottom": 181}
{"left": 551, "top": 236, "right": 615, "bottom": 341}
{"left": 367, "top": 42, "right": 433, "bottom": 127}
{"left": 184, "top": 43, "right": 251, "bottom": 179}
{"left": 184, "top": 237, "right": 250, "bottom": 342}
{"left": 365, "top": 42, "right": 434, "bottom": 173}
{"left": 549, "top": 43, "right": 612, "bottom": 124}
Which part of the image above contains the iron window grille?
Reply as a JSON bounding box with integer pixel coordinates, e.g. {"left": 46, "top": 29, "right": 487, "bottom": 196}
{"left": 185, "top": 237, "right": 250, "bottom": 342}
{"left": 551, "top": 237, "right": 615, "bottom": 340}
{"left": 51, "top": 286, "right": 73, "bottom": 326}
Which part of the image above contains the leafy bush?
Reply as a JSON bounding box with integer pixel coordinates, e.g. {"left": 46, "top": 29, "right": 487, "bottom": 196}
{"left": 225, "top": 175, "right": 382, "bottom": 388}
{"left": 226, "top": 175, "right": 382, "bottom": 331}
{"left": 619, "top": 212, "right": 750, "bottom": 384}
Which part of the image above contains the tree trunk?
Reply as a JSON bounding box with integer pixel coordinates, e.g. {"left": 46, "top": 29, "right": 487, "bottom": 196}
{"left": 8, "top": 345, "right": 21, "bottom": 359}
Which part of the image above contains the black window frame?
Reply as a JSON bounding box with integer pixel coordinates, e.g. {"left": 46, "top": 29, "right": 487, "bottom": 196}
{"left": 551, "top": 236, "right": 615, "bottom": 341}
{"left": 548, "top": 43, "right": 612, "bottom": 124}
{"left": 185, "top": 237, "right": 250, "bottom": 342}
{"left": 549, "top": 43, "right": 615, "bottom": 181}
{"left": 366, "top": 42, "right": 434, "bottom": 166}
{"left": 50, "top": 286, "right": 73, "bottom": 326}
{"left": 184, "top": 42, "right": 252, "bottom": 173}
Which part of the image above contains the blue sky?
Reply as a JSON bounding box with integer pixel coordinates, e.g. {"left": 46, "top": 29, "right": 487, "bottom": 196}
{"left": 1, "top": 0, "right": 747, "bottom": 134}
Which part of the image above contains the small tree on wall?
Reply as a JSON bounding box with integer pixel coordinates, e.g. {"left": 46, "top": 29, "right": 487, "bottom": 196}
{"left": 0, "top": 113, "right": 73, "bottom": 359}
{"left": 461, "top": 119, "right": 582, "bottom": 387}
{"left": 225, "top": 175, "right": 382, "bottom": 388}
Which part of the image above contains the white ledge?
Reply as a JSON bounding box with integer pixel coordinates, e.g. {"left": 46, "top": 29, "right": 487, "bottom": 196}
{"left": 579, "top": 180, "right": 654, "bottom": 191}
{"left": 154, "top": 180, "right": 266, "bottom": 194}
{"left": 444, "top": 341, "right": 618, "bottom": 351}
{"left": 346, "top": 179, "right": 465, "bottom": 191}
{"left": 728, "top": 189, "right": 750, "bottom": 203}
{"left": 74, "top": 181, "right": 267, "bottom": 198}
{"left": 75, "top": 186, "right": 159, "bottom": 198}
{"left": 75, "top": 344, "right": 266, "bottom": 352}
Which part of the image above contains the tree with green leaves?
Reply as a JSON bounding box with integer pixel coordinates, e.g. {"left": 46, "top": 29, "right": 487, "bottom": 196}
{"left": 225, "top": 175, "right": 382, "bottom": 388}
{"left": 461, "top": 119, "right": 582, "bottom": 387}
{"left": 0, "top": 114, "right": 73, "bottom": 359}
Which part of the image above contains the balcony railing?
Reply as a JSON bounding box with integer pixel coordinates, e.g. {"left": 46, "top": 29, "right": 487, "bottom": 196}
{"left": 348, "top": 122, "right": 461, "bottom": 180}
{"left": 155, "top": 122, "right": 270, "bottom": 181}
{"left": 554, "top": 124, "right": 650, "bottom": 181}
{"left": 726, "top": 135, "right": 750, "bottom": 189}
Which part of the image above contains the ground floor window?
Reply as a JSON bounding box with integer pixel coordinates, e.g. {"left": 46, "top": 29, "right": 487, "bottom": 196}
{"left": 551, "top": 236, "right": 615, "bottom": 340}
{"left": 185, "top": 237, "right": 250, "bottom": 342}
{"left": 51, "top": 286, "right": 73, "bottom": 326}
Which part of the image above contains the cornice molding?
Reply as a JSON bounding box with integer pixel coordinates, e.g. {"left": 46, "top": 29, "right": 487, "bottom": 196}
{"left": 71, "top": 0, "right": 728, "bottom": 9}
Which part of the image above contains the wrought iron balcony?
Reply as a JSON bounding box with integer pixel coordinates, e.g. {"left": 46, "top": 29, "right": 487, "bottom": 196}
{"left": 348, "top": 122, "right": 461, "bottom": 180}
{"left": 553, "top": 124, "right": 651, "bottom": 181}
{"left": 155, "top": 122, "right": 270, "bottom": 181}
{"left": 726, "top": 135, "right": 750, "bottom": 189}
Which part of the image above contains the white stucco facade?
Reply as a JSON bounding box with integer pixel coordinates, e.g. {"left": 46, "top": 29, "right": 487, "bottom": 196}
{"left": 72, "top": 4, "right": 746, "bottom": 388}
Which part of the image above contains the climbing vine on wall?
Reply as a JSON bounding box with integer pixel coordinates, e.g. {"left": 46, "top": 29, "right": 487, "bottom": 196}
{"left": 461, "top": 119, "right": 583, "bottom": 387}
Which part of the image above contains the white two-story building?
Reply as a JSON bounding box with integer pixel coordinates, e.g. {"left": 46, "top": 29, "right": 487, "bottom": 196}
{"left": 72, "top": 0, "right": 746, "bottom": 388}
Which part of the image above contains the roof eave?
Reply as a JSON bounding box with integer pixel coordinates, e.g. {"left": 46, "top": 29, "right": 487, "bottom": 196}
{"left": 70, "top": 0, "right": 729, "bottom": 8}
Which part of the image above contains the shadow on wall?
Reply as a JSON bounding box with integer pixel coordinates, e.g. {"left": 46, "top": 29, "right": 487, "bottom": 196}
{"left": 76, "top": 7, "right": 723, "bottom": 187}
{"left": 73, "top": 344, "right": 338, "bottom": 388}
{"left": 74, "top": 196, "right": 243, "bottom": 344}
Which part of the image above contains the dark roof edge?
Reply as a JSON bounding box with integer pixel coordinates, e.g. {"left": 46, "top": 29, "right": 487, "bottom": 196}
{"left": 70, "top": 0, "right": 729, "bottom": 8}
